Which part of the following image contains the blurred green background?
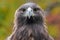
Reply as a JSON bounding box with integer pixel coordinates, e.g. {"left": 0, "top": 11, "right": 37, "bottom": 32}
{"left": 0, "top": 0, "right": 60, "bottom": 40}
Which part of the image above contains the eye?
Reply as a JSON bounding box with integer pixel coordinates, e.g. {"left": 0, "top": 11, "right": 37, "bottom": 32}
{"left": 20, "top": 8, "right": 26, "bottom": 12}
{"left": 22, "top": 9, "right": 26, "bottom": 12}
{"left": 33, "top": 8, "right": 40, "bottom": 11}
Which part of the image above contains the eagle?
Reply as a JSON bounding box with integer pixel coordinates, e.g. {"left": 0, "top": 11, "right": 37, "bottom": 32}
{"left": 7, "top": 2, "right": 54, "bottom": 40}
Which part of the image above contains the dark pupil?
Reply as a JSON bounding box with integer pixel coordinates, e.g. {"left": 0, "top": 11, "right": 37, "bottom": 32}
{"left": 33, "top": 8, "right": 40, "bottom": 11}
{"left": 22, "top": 9, "right": 26, "bottom": 12}
{"left": 19, "top": 8, "right": 26, "bottom": 12}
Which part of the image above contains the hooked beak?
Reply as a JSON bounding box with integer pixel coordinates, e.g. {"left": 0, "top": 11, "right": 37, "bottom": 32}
{"left": 23, "top": 7, "right": 35, "bottom": 19}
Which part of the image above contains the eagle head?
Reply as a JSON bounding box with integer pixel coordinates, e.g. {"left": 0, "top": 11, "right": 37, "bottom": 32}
{"left": 15, "top": 2, "right": 45, "bottom": 25}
